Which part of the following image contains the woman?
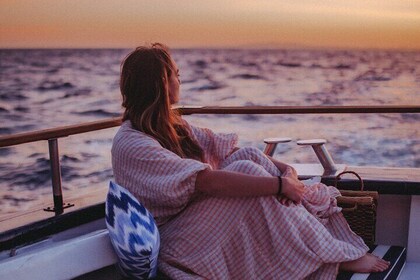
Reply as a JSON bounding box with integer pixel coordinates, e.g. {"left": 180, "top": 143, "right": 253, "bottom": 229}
{"left": 111, "top": 43, "right": 389, "bottom": 279}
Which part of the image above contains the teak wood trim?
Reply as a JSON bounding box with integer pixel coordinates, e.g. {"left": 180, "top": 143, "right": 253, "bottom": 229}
{"left": 1, "top": 105, "right": 419, "bottom": 148}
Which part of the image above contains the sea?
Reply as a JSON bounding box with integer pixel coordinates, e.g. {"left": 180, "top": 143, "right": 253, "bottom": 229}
{"left": 0, "top": 48, "right": 419, "bottom": 215}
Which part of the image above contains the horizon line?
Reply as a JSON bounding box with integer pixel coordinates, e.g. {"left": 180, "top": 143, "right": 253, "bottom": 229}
{"left": 1, "top": 44, "right": 419, "bottom": 52}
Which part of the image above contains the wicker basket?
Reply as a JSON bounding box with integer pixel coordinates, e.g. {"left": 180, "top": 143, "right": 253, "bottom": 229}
{"left": 335, "top": 171, "right": 378, "bottom": 246}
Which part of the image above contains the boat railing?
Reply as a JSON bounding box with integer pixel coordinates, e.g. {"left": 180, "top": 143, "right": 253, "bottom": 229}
{"left": 1, "top": 105, "right": 419, "bottom": 215}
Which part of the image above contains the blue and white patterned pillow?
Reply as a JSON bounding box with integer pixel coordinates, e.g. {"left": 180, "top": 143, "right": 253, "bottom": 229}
{"left": 106, "top": 181, "right": 160, "bottom": 279}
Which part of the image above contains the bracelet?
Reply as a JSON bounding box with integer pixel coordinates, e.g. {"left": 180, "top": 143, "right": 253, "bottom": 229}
{"left": 277, "top": 176, "right": 282, "bottom": 195}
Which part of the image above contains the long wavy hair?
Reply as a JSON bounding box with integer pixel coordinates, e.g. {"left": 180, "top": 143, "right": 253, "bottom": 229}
{"left": 120, "top": 43, "right": 203, "bottom": 160}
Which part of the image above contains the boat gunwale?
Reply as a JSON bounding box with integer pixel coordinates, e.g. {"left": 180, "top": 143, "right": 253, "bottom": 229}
{"left": 0, "top": 202, "right": 105, "bottom": 252}
{"left": 1, "top": 105, "right": 420, "bottom": 148}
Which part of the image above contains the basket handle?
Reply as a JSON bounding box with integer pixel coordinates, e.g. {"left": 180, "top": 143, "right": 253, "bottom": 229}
{"left": 334, "top": 171, "right": 364, "bottom": 191}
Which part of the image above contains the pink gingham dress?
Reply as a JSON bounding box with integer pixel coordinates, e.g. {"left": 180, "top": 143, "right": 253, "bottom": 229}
{"left": 112, "top": 120, "right": 368, "bottom": 280}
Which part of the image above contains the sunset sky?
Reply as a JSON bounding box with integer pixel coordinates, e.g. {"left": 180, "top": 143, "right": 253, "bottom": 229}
{"left": 1, "top": 0, "right": 419, "bottom": 50}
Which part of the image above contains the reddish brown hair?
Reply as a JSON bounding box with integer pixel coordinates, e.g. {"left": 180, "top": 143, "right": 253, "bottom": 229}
{"left": 120, "top": 43, "right": 203, "bottom": 160}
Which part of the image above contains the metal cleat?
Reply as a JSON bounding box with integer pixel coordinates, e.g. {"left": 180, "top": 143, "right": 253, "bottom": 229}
{"left": 263, "top": 137, "right": 292, "bottom": 156}
{"left": 297, "top": 139, "right": 346, "bottom": 177}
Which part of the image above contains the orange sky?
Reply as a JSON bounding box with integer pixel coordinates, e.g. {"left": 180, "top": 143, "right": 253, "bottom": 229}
{"left": 1, "top": 0, "right": 419, "bottom": 50}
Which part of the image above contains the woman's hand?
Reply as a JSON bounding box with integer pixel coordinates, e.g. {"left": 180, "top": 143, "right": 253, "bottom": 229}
{"left": 284, "top": 165, "right": 298, "bottom": 179}
{"left": 279, "top": 168, "right": 305, "bottom": 204}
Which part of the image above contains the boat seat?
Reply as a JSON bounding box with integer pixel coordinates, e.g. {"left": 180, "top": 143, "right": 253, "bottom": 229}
{"left": 337, "top": 245, "right": 406, "bottom": 280}
{"left": 0, "top": 227, "right": 119, "bottom": 280}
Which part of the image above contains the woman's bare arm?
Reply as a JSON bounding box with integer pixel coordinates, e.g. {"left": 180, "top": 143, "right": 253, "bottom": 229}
{"left": 196, "top": 169, "right": 305, "bottom": 202}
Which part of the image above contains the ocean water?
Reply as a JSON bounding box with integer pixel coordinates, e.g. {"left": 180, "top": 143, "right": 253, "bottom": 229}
{"left": 0, "top": 48, "right": 419, "bottom": 215}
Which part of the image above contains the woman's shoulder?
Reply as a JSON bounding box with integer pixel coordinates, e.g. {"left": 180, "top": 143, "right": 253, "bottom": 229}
{"left": 113, "top": 120, "right": 160, "bottom": 149}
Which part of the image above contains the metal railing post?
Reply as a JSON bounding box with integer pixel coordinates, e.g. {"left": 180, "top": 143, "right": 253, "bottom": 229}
{"left": 47, "top": 138, "right": 64, "bottom": 214}
{"left": 263, "top": 137, "right": 292, "bottom": 156}
{"left": 311, "top": 144, "right": 337, "bottom": 173}
{"left": 297, "top": 139, "right": 346, "bottom": 176}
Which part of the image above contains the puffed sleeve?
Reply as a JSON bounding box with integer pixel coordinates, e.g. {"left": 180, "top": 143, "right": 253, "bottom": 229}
{"left": 186, "top": 122, "right": 239, "bottom": 169}
{"left": 111, "top": 121, "right": 211, "bottom": 225}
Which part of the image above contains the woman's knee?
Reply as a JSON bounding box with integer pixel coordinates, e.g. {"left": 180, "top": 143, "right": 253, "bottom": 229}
{"left": 227, "top": 147, "right": 266, "bottom": 162}
{"left": 236, "top": 146, "right": 264, "bottom": 157}
{"left": 223, "top": 160, "right": 271, "bottom": 176}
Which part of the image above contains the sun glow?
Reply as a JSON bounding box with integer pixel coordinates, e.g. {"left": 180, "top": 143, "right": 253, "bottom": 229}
{"left": 0, "top": 0, "right": 419, "bottom": 49}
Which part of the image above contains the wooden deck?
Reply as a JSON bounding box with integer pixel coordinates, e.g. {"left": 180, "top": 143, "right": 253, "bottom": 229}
{"left": 292, "top": 164, "right": 420, "bottom": 194}
{"left": 333, "top": 165, "right": 420, "bottom": 194}
{"left": 350, "top": 166, "right": 420, "bottom": 182}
